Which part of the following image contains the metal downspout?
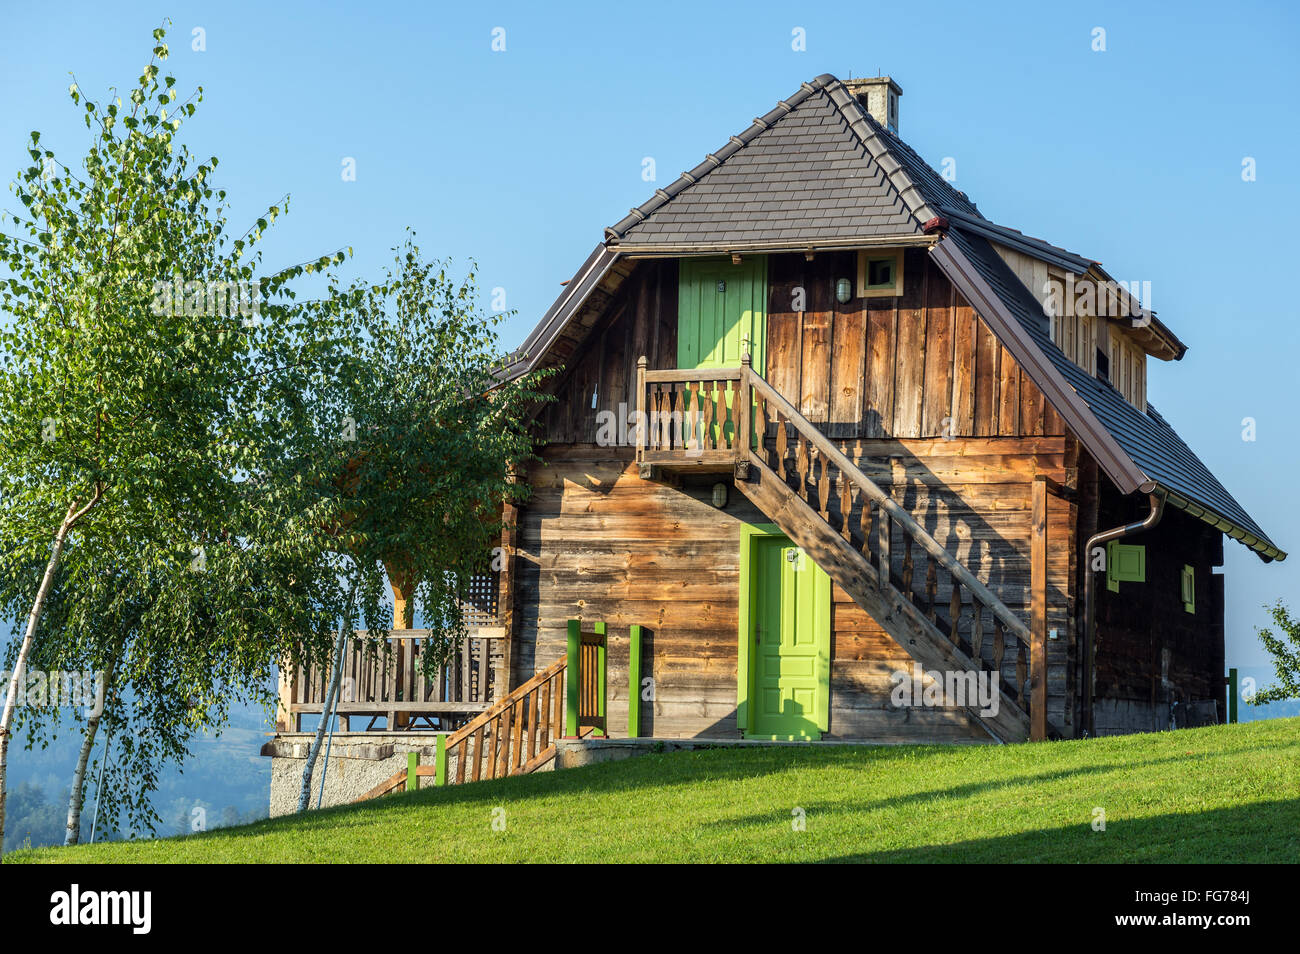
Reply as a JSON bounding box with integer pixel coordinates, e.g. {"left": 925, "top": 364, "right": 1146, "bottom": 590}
{"left": 1082, "top": 492, "right": 1165, "bottom": 737}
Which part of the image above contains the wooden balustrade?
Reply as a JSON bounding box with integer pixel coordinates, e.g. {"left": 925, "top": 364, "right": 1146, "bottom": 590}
{"left": 636, "top": 358, "right": 747, "bottom": 471}
{"left": 747, "top": 369, "right": 1038, "bottom": 714}
{"left": 634, "top": 354, "right": 1045, "bottom": 730}
{"left": 283, "top": 628, "right": 505, "bottom": 732}
{"left": 443, "top": 658, "right": 568, "bottom": 784}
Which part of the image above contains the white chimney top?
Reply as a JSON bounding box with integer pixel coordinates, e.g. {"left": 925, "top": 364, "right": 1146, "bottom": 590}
{"left": 844, "top": 76, "right": 902, "bottom": 134}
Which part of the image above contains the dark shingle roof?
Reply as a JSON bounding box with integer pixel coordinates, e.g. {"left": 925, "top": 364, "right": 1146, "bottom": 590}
{"left": 613, "top": 88, "right": 918, "bottom": 246}
{"left": 606, "top": 75, "right": 940, "bottom": 245}
{"left": 513, "top": 73, "right": 1283, "bottom": 560}
{"left": 937, "top": 228, "right": 1282, "bottom": 559}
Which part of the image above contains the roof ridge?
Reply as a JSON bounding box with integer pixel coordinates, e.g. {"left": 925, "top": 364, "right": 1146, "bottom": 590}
{"left": 604, "top": 75, "right": 838, "bottom": 241}
{"left": 818, "top": 78, "right": 939, "bottom": 228}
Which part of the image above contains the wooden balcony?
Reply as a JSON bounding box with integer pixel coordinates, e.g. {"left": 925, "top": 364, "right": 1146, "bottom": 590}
{"left": 278, "top": 628, "right": 506, "bottom": 733}
{"left": 634, "top": 357, "right": 751, "bottom": 478}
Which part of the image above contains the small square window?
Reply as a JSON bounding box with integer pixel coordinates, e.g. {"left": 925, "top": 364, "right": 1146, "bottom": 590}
{"left": 856, "top": 249, "right": 904, "bottom": 298}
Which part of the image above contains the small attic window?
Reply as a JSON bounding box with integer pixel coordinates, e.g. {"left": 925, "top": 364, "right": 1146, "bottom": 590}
{"left": 1096, "top": 347, "right": 1110, "bottom": 383}
{"left": 856, "top": 249, "right": 904, "bottom": 298}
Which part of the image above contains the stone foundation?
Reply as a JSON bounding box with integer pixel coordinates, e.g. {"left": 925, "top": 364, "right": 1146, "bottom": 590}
{"left": 262, "top": 733, "right": 446, "bottom": 817}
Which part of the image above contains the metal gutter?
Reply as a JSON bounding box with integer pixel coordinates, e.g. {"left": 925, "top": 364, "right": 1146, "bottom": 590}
{"left": 1159, "top": 486, "right": 1285, "bottom": 563}
{"left": 498, "top": 243, "right": 620, "bottom": 381}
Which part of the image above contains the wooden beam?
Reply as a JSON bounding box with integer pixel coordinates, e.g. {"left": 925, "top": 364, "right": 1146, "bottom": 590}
{"left": 1030, "top": 476, "right": 1048, "bottom": 741}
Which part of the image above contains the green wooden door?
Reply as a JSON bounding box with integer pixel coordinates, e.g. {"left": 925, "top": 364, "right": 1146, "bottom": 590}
{"left": 749, "top": 535, "right": 830, "bottom": 740}
{"left": 677, "top": 256, "right": 767, "bottom": 373}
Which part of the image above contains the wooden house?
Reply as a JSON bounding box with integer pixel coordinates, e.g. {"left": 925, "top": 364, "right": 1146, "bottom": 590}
{"left": 266, "top": 74, "right": 1285, "bottom": 810}
{"left": 489, "top": 73, "right": 1284, "bottom": 745}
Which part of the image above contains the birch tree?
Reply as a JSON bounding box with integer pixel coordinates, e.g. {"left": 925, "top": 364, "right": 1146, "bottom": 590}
{"left": 292, "top": 236, "right": 549, "bottom": 810}
{"left": 0, "top": 26, "right": 346, "bottom": 854}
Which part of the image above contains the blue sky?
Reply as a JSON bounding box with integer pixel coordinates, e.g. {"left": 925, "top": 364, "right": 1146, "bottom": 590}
{"left": 3, "top": 0, "right": 1298, "bottom": 668}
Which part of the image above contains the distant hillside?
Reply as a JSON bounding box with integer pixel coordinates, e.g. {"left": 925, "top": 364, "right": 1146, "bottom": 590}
{"left": 3, "top": 695, "right": 273, "bottom": 852}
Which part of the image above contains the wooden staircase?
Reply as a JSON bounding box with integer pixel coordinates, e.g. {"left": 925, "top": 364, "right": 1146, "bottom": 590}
{"left": 354, "top": 658, "right": 572, "bottom": 802}
{"left": 638, "top": 357, "right": 1050, "bottom": 744}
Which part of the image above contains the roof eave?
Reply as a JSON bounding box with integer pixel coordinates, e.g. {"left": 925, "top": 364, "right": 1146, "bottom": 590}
{"left": 609, "top": 234, "right": 938, "bottom": 257}
{"left": 1157, "top": 486, "right": 1286, "bottom": 563}
{"left": 929, "top": 236, "right": 1150, "bottom": 494}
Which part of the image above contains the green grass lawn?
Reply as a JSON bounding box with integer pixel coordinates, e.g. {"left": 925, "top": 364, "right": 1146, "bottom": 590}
{"left": 10, "top": 719, "right": 1299, "bottom": 863}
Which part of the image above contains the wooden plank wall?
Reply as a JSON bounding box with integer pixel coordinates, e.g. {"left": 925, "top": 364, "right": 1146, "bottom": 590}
{"left": 516, "top": 446, "right": 1003, "bottom": 742}
{"left": 537, "top": 260, "right": 677, "bottom": 445}
{"left": 539, "top": 250, "right": 1065, "bottom": 445}
{"left": 764, "top": 249, "right": 1064, "bottom": 440}
{"left": 521, "top": 251, "right": 1082, "bottom": 739}
{"left": 1087, "top": 483, "right": 1226, "bottom": 734}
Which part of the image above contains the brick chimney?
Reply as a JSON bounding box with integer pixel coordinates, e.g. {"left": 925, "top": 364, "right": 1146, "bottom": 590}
{"left": 844, "top": 76, "right": 901, "bottom": 134}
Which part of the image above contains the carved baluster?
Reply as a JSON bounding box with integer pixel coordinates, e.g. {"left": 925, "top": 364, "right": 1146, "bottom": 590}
{"left": 702, "top": 381, "right": 710, "bottom": 450}
{"left": 650, "top": 384, "right": 661, "bottom": 449}
{"left": 668, "top": 384, "right": 681, "bottom": 449}
{"left": 687, "top": 381, "right": 701, "bottom": 450}
{"left": 727, "top": 378, "right": 739, "bottom": 448}
{"left": 715, "top": 379, "right": 725, "bottom": 449}
{"left": 876, "top": 508, "right": 891, "bottom": 582}
{"left": 1016, "top": 637, "right": 1029, "bottom": 713}
{"left": 839, "top": 470, "right": 853, "bottom": 543}
{"left": 992, "top": 615, "right": 1005, "bottom": 677}
{"left": 710, "top": 380, "right": 722, "bottom": 450}
{"left": 755, "top": 393, "right": 768, "bottom": 462}
{"left": 817, "top": 454, "right": 831, "bottom": 522}
{"left": 925, "top": 556, "right": 938, "bottom": 623}
{"left": 860, "top": 496, "right": 873, "bottom": 563}
{"left": 974, "top": 603, "right": 986, "bottom": 670}
{"left": 790, "top": 436, "right": 800, "bottom": 496}
{"left": 774, "top": 415, "right": 788, "bottom": 480}
{"left": 949, "top": 578, "right": 963, "bottom": 647}
{"left": 658, "top": 384, "right": 670, "bottom": 449}
{"left": 902, "top": 536, "right": 914, "bottom": 603}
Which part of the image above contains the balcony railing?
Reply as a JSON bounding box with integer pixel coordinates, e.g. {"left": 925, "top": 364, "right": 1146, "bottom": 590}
{"left": 279, "top": 627, "right": 506, "bottom": 733}
{"left": 634, "top": 355, "right": 752, "bottom": 475}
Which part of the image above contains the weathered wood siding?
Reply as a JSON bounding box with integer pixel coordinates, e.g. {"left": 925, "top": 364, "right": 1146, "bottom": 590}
{"left": 764, "top": 249, "right": 1064, "bottom": 440}
{"left": 518, "top": 251, "right": 1082, "bottom": 740}
{"left": 1082, "top": 471, "right": 1226, "bottom": 735}
{"left": 515, "top": 438, "right": 1074, "bottom": 741}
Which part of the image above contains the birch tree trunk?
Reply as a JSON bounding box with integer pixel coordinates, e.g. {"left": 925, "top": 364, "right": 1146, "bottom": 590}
{"left": 296, "top": 624, "right": 349, "bottom": 813}
{"left": 0, "top": 496, "right": 95, "bottom": 859}
{"left": 64, "top": 651, "right": 117, "bottom": 845}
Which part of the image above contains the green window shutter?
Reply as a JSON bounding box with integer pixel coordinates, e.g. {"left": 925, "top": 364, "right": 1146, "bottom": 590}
{"left": 1106, "top": 541, "right": 1146, "bottom": 592}
{"left": 1181, "top": 565, "right": 1195, "bottom": 614}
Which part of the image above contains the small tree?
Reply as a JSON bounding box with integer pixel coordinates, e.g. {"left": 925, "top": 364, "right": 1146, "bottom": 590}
{"left": 291, "top": 235, "right": 549, "bottom": 810}
{"left": 0, "top": 26, "right": 347, "bottom": 854}
{"left": 1250, "top": 600, "right": 1300, "bottom": 706}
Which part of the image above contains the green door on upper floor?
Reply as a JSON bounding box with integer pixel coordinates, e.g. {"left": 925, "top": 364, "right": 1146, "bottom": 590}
{"left": 677, "top": 256, "right": 767, "bottom": 373}
{"left": 741, "top": 528, "right": 830, "bottom": 741}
